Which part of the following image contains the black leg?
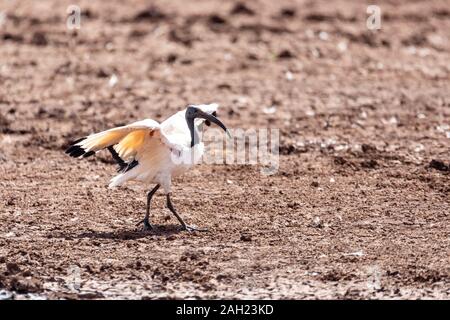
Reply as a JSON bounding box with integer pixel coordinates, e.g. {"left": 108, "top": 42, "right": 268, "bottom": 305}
{"left": 136, "top": 184, "right": 160, "bottom": 231}
{"left": 166, "top": 194, "right": 208, "bottom": 232}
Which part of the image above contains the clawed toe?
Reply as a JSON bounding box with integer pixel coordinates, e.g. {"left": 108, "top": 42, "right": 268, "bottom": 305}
{"left": 136, "top": 219, "right": 154, "bottom": 231}
{"left": 142, "top": 223, "right": 153, "bottom": 231}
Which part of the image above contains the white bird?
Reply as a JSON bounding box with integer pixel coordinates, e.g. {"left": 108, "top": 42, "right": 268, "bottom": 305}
{"left": 65, "top": 104, "right": 229, "bottom": 232}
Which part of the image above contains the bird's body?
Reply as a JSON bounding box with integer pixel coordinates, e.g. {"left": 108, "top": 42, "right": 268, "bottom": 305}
{"left": 66, "top": 104, "right": 227, "bottom": 231}
{"left": 110, "top": 108, "right": 207, "bottom": 190}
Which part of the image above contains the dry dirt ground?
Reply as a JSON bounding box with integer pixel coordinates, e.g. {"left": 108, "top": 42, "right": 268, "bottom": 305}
{"left": 0, "top": 0, "right": 449, "bottom": 299}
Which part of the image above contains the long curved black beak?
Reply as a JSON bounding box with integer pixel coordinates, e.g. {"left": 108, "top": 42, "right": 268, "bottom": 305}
{"left": 196, "top": 110, "right": 228, "bottom": 133}
{"left": 186, "top": 107, "right": 229, "bottom": 147}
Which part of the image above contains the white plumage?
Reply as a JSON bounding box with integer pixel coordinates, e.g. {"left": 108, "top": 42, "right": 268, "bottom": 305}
{"left": 66, "top": 103, "right": 227, "bottom": 231}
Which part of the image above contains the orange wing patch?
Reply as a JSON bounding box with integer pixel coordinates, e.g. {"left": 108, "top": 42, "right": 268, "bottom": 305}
{"left": 81, "top": 130, "right": 125, "bottom": 152}
{"left": 114, "top": 129, "right": 148, "bottom": 159}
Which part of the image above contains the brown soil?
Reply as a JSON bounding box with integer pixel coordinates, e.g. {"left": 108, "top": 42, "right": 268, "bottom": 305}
{"left": 0, "top": 0, "right": 449, "bottom": 299}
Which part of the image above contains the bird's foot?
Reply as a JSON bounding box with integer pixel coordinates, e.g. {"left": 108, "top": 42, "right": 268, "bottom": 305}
{"left": 136, "top": 219, "right": 154, "bottom": 231}
{"left": 143, "top": 222, "right": 154, "bottom": 231}
{"left": 183, "top": 224, "right": 208, "bottom": 232}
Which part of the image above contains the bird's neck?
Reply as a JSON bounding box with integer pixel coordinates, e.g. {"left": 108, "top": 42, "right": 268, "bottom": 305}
{"left": 191, "top": 128, "right": 200, "bottom": 147}
{"left": 187, "top": 120, "right": 201, "bottom": 148}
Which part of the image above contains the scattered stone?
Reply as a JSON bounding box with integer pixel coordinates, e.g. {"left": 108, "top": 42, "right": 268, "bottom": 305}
{"left": 166, "top": 53, "right": 178, "bottom": 63}
{"left": 429, "top": 159, "right": 449, "bottom": 172}
{"left": 318, "top": 31, "right": 329, "bottom": 41}
{"left": 334, "top": 156, "right": 347, "bottom": 165}
{"left": 96, "top": 68, "right": 109, "bottom": 78}
{"left": 132, "top": 6, "right": 166, "bottom": 22}
{"left": 310, "top": 217, "right": 323, "bottom": 228}
{"left": 0, "top": 114, "right": 10, "bottom": 132}
{"left": 344, "top": 251, "right": 364, "bottom": 257}
{"left": 81, "top": 8, "right": 94, "bottom": 19}
{"left": 10, "top": 277, "right": 42, "bottom": 293}
{"left": 78, "top": 292, "right": 105, "bottom": 299}
{"left": 128, "top": 29, "right": 148, "bottom": 38}
{"left": 263, "top": 106, "right": 277, "bottom": 114}
{"left": 168, "top": 29, "right": 194, "bottom": 47}
{"left": 180, "top": 58, "right": 192, "bottom": 65}
{"left": 361, "top": 159, "right": 378, "bottom": 169}
{"left": 217, "top": 83, "right": 232, "bottom": 90}
{"left": 108, "top": 74, "right": 118, "bottom": 87}
{"left": 246, "top": 53, "right": 258, "bottom": 60}
{"left": 6, "top": 262, "right": 21, "bottom": 275}
{"left": 337, "top": 41, "right": 348, "bottom": 52}
{"left": 277, "top": 49, "right": 294, "bottom": 59}
{"left": 280, "top": 8, "right": 296, "bottom": 18}
{"left": 30, "top": 32, "right": 48, "bottom": 46}
{"left": 0, "top": 290, "right": 13, "bottom": 300}
{"left": 305, "top": 13, "right": 333, "bottom": 22}
{"left": 285, "top": 71, "right": 294, "bottom": 81}
{"left": 208, "top": 15, "right": 227, "bottom": 25}
{"left": 2, "top": 33, "right": 24, "bottom": 42}
{"left": 361, "top": 143, "right": 377, "bottom": 153}
{"left": 216, "top": 274, "right": 228, "bottom": 281}
{"left": 230, "top": 3, "right": 255, "bottom": 16}
{"left": 240, "top": 233, "right": 252, "bottom": 242}
{"left": 280, "top": 144, "right": 296, "bottom": 155}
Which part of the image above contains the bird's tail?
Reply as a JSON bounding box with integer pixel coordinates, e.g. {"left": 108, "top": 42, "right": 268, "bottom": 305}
{"left": 109, "top": 173, "right": 128, "bottom": 188}
{"left": 108, "top": 162, "right": 143, "bottom": 188}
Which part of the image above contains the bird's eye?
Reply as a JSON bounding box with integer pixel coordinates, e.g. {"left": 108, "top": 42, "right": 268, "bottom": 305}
{"left": 212, "top": 111, "right": 217, "bottom": 117}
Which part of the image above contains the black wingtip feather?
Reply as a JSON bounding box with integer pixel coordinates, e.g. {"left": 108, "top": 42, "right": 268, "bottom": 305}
{"left": 65, "top": 146, "right": 75, "bottom": 154}
{"left": 71, "top": 137, "right": 87, "bottom": 145}
{"left": 82, "top": 150, "right": 95, "bottom": 158}
{"left": 118, "top": 159, "right": 139, "bottom": 173}
{"left": 65, "top": 137, "right": 89, "bottom": 157}
{"left": 67, "top": 146, "right": 86, "bottom": 158}
{"left": 108, "top": 146, "right": 126, "bottom": 168}
{"left": 107, "top": 146, "right": 138, "bottom": 173}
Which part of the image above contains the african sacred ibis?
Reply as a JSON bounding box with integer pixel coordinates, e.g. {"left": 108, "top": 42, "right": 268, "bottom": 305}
{"left": 65, "top": 104, "right": 228, "bottom": 232}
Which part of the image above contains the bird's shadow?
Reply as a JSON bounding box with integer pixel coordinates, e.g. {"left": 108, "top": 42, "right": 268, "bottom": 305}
{"left": 59, "top": 224, "right": 186, "bottom": 241}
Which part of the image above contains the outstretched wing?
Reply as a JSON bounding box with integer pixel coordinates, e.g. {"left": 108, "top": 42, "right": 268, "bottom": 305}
{"left": 65, "top": 119, "right": 174, "bottom": 172}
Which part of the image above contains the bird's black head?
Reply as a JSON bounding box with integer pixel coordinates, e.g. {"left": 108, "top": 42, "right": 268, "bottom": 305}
{"left": 185, "top": 105, "right": 228, "bottom": 147}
